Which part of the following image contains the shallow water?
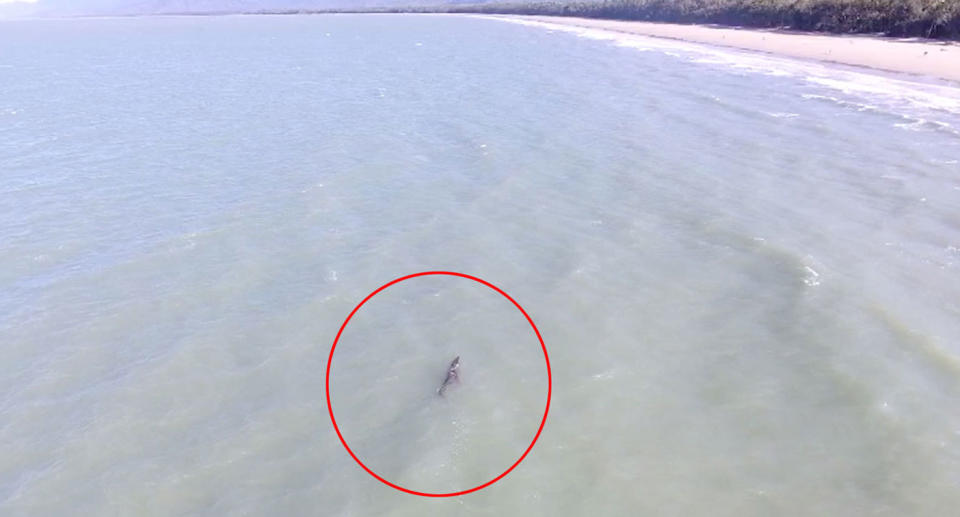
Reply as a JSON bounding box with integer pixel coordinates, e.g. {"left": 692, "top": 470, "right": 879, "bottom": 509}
{"left": 1, "top": 13, "right": 959, "bottom": 516}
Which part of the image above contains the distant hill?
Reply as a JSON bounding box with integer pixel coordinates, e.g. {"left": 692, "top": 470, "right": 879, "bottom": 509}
{"left": 0, "top": 0, "right": 460, "bottom": 17}
{"left": 11, "top": 0, "right": 954, "bottom": 40}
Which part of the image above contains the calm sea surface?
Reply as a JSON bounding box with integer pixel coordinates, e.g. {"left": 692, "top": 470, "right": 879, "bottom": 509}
{"left": 1, "top": 13, "right": 959, "bottom": 516}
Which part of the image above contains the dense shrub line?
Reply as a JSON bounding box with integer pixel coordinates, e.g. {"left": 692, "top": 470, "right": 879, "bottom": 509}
{"left": 310, "top": 0, "right": 960, "bottom": 39}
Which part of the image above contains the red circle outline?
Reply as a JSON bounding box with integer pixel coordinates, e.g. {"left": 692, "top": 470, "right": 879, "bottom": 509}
{"left": 325, "top": 271, "right": 552, "bottom": 497}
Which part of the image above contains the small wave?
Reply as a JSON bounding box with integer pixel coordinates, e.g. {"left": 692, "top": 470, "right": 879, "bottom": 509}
{"left": 896, "top": 117, "right": 957, "bottom": 135}
{"left": 691, "top": 57, "right": 729, "bottom": 65}
{"left": 801, "top": 93, "right": 878, "bottom": 112}
{"left": 592, "top": 369, "right": 616, "bottom": 380}
{"left": 801, "top": 94, "right": 959, "bottom": 136}
{"left": 894, "top": 120, "right": 933, "bottom": 132}
{"left": 807, "top": 75, "right": 960, "bottom": 115}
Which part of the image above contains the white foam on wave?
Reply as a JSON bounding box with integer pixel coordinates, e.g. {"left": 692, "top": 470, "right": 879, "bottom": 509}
{"left": 803, "top": 266, "right": 821, "bottom": 287}
{"left": 894, "top": 120, "right": 931, "bottom": 132}
{"left": 801, "top": 91, "right": 960, "bottom": 134}
{"left": 802, "top": 93, "right": 881, "bottom": 112}
{"left": 592, "top": 369, "right": 616, "bottom": 380}
{"left": 807, "top": 75, "right": 960, "bottom": 114}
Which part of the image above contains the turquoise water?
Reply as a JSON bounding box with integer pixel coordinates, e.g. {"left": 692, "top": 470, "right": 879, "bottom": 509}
{"left": 1, "top": 13, "right": 959, "bottom": 515}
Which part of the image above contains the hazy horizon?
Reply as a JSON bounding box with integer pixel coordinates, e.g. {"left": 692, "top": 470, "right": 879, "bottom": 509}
{"left": 0, "top": 0, "right": 454, "bottom": 17}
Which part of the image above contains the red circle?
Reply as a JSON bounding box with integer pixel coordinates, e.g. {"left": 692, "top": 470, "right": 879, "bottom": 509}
{"left": 325, "top": 271, "right": 552, "bottom": 497}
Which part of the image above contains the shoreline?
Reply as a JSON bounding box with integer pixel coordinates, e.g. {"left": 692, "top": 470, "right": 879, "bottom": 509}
{"left": 496, "top": 15, "right": 960, "bottom": 83}
{"left": 3, "top": 11, "right": 958, "bottom": 83}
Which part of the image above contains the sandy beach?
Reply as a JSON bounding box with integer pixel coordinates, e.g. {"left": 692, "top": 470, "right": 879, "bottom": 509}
{"left": 503, "top": 15, "right": 960, "bottom": 83}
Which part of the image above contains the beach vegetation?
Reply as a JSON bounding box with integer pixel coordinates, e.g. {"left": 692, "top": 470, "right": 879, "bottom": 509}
{"left": 333, "top": 0, "right": 960, "bottom": 39}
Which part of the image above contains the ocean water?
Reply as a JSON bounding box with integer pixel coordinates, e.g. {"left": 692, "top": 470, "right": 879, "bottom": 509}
{"left": 2, "top": 13, "right": 960, "bottom": 516}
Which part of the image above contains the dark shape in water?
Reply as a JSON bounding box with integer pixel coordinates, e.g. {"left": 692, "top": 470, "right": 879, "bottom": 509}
{"left": 437, "top": 356, "right": 460, "bottom": 396}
